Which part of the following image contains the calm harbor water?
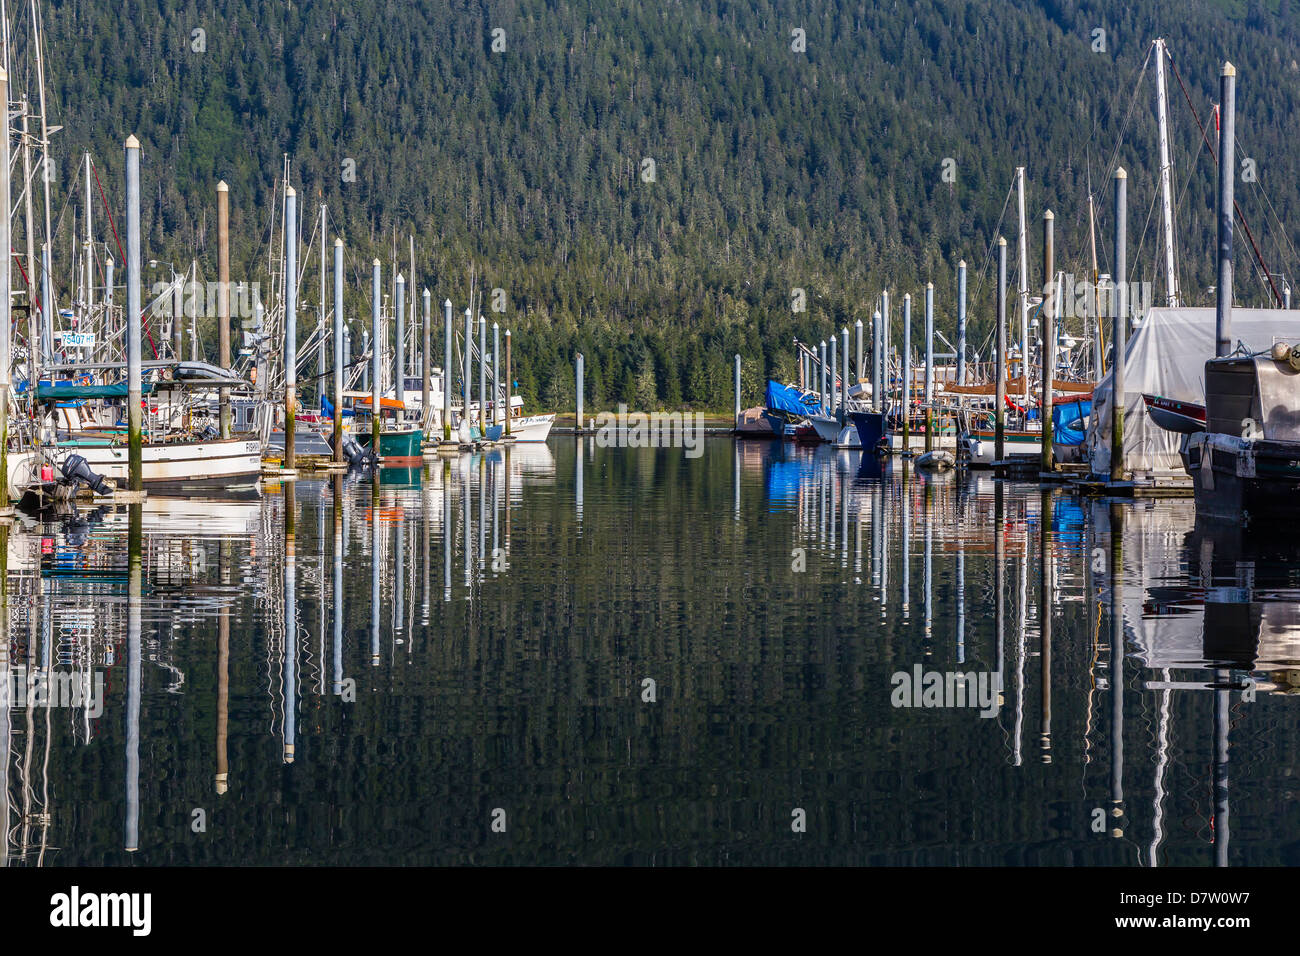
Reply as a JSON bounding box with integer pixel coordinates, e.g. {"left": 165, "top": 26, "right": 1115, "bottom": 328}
{"left": 2, "top": 438, "right": 1298, "bottom": 866}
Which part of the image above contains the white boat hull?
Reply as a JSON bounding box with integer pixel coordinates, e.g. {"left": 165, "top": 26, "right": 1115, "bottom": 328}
{"left": 507, "top": 414, "right": 556, "bottom": 442}
{"left": 8, "top": 438, "right": 263, "bottom": 500}
{"left": 964, "top": 433, "right": 1041, "bottom": 467}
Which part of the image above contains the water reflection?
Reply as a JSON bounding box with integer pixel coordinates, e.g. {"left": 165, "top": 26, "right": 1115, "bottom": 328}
{"left": 0, "top": 439, "right": 1297, "bottom": 866}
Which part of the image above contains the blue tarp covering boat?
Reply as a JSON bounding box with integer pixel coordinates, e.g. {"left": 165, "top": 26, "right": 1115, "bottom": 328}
{"left": 1053, "top": 398, "right": 1091, "bottom": 446}
{"left": 764, "top": 380, "right": 822, "bottom": 419}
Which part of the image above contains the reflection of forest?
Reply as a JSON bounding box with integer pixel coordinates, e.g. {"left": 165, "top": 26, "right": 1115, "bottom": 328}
{"left": 2, "top": 442, "right": 1298, "bottom": 866}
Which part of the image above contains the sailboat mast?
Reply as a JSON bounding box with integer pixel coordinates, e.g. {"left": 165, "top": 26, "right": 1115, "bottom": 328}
{"left": 31, "top": 0, "right": 54, "bottom": 353}
{"left": 84, "top": 152, "right": 93, "bottom": 319}
{"left": 1088, "top": 191, "right": 1103, "bottom": 377}
{"left": 1016, "top": 166, "right": 1029, "bottom": 405}
{"left": 21, "top": 101, "right": 37, "bottom": 370}
{"left": 1154, "top": 38, "right": 1179, "bottom": 307}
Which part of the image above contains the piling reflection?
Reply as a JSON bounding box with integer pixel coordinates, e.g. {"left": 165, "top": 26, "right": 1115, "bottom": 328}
{"left": 1, "top": 441, "right": 1298, "bottom": 866}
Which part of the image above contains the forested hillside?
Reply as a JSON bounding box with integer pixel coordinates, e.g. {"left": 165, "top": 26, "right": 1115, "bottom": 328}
{"left": 18, "top": 0, "right": 1300, "bottom": 408}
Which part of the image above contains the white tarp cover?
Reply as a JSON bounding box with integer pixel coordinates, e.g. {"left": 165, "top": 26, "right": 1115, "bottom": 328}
{"left": 1088, "top": 307, "right": 1300, "bottom": 479}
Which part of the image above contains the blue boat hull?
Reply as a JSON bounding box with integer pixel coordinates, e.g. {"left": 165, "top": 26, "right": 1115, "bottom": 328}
{"left": 849, "top": 411, "right": 887, "bottom": 452}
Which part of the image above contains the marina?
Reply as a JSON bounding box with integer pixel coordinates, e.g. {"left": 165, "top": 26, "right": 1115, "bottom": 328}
{"left": 0, "top": 0, "right": 1294, "bottom": 929}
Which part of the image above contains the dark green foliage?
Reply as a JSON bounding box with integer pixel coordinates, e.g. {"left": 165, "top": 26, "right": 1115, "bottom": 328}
{"left": 23, "top": 0, "right": 1300, "bottom": 408}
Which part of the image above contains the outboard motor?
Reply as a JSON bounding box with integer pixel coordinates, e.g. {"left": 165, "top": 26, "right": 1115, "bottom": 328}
{"left": 340, "top": 434, "right": 377, "bottom": 468}
{"left": 60, "top": 454, "right": 114, "bottom": 496}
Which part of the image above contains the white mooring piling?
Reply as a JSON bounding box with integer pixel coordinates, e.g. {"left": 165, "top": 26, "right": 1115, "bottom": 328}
{"left": 575, "top": 352, "right": 585, "bottom": 433}
{"left": 371, "top": 260, "right": 382, "bottom": 448}
{"left": 478, "top": 314, "right": 487, "bottom": 430}
{"left": 829, "top": 333, "right": 838, "bottom": 416}
{"left": 492, "top": 321, "right": 500, "bottom": 431}
{"left": 1216, "top": 62, "right": 1236, "bottom": 359}
{"left": 1111, "top": 168, "right": 1127, "bottom": 482}
{"left": 218, "top": 181, "right": 232, "bottom": 438}
{"left": 1041, "top": 210, "right": 1055, "bottom": 473}
{"left": 840, "top": 327, "right": 849, "bottom": 422}
{"left": 283, "top": 186, "right": 298, "bottom": 471}
{"left": 0, "top": 68, "right": 10, "bottom": 512}
{"left": 995, "top": 237, "right": 1007, "bottom": 463}
{"left": 854, "top": 318, "right": 863, "bottom": 387}
{"left": 422, "top": 288, "right": 432, "bottom": 433}
{"left": 333, "top": 238, "right": 345, "bottom": 465}
{"left": 462, "top": 307, "right": 472, "bottom": 431}
{"left": 872, "top": 307, "right": 883, "bottom": 413}
{"left": 394, "top": 273, "right": 406, "bottom": 408}
{"left": 125, "top": 136, "right": 143, "bottom": 492}
{"left": 818, "top": 340, "right": 827, "bottom": 412}
{"left": 505, "top": 328, "right": 513, "bottom": 437}
{"left": 957, "top": 259, "right": 967, "bottom": 385}
{"left": 902, "top": 293, "right": 912, "bottom": 452}
{"left": 924, "top": 283, "right": 934, "bottom": 453}
{"left": 733, "top": 353, "right": 742, "bottom": 428}
{"left": 443, "top": 299, "right": 453, "bottom": 441}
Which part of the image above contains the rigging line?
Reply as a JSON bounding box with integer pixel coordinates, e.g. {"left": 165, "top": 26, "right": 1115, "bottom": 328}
{"left": 1131, "top": 171, "right": 1163, "bottom": 279}
{"left": 1080, "top": 40, "right": 1157, "bottom": 170}
{"left": 968, "top": 176, "right": 1017, "bottom": 365}
{"left": 1234, "top": 131, "right": 1300, "bottom": 285}
{"left": 90, "top": 156, "right": 160, "bottom": 357}
{"left": 1246, "top": 174, "right": 1300, "bottom": 287}
{"left": 1172, "top": 122, "right": 1207, "bottom": 303}
{"left": 1098, "top": 43, "right": 1155, "bottom": 188}
{"left": 1166, "top": 47, "right": 1282, "bottom": 306}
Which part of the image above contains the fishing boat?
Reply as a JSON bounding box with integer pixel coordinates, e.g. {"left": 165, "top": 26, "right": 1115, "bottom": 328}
{"left": 346, "top": 392, "right": 424, "bottom": 460}
{"left": 1181, "top": 349, "right": 1300, "bottom": 524}
{"left": 12, "top": 367, "right": 263, "bottom": 500}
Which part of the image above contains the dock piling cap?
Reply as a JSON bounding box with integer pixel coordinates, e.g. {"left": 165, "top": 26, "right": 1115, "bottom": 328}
{"left": 217, "top": 180, "right": 228, "bottom": 192}
{"left": 125, "top": 134, "right": 140, "bottom": 149}
{"left": 1115, "top": 166, "right": 1127, "bottom": 179}
{"left": 335, "top": 237, "right": 343, "bottom": 247}
{"left": 1223, "top": 60, "right": 1236, "bottom": 77}
{"left": 286, "top": 184, "right": 296, "bottom": 197}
